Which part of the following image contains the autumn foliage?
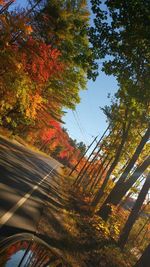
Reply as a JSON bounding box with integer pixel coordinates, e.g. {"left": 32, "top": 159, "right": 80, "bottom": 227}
{"left": 0, "top": 0, "right": 93, "bottom": 171}
{"left": 32, "top": 119, "right": 83, "bottom": 167}
{"left": 0, "top": 0, "right": 96, "bottom": 130}
{"left": 21, "top": 38, "right": 64, "bottom": 84}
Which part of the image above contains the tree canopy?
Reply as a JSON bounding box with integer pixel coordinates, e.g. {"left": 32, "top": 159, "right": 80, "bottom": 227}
{"left": 90, "top": 0, "right": 150, "bottom": 104}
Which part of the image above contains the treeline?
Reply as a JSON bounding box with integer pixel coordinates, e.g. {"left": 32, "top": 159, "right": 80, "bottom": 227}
{"left": 0, "top": 0, "right": 96, "bottom": 164}
{"left": 72, "top": 1, "right": 150, "bottom": 266}
{"left": 30, "top": 119, "right": 87, "bottom": 168}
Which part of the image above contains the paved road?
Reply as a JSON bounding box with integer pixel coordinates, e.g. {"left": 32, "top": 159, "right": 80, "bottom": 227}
{"left": 0, "top": 136, "right": 63, "bottom": 240}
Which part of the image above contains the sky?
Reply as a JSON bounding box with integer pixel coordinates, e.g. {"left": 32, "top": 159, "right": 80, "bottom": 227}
{"left": 12, "top": 0, "right": 118, "bottom": 146}
{"left": 63, "top": 74, "right": 118, "bottom": 146}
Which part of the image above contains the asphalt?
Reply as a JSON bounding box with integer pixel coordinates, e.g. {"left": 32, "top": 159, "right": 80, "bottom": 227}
{"left": 0, "top": 136, "right": 63, "bottom": 240}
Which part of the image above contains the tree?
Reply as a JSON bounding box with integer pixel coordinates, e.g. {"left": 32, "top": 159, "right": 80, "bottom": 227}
{"left": 98, "top": 155, "right": 150, "bottom": 221}
{"left": 0, "top": 32, "right": 63, "bottom": 128}
{"left": 118, "top": 172, "right": 150, "bottom": 249}
{"left": 90, "top": 92, "right": 149, "bottom": 204}
{"left": 77, "top": 141, "right": 86, "bottom": 155}
{"left": 21, "top": 37, "right": 63, "bottom": 84}
{"left": 91, "top": 118, "right": 131, "bottom": 207}
{"left": 0, "top": 1, "right": 99, "bottom": 132}
{"left": 90, "top": 0, "right": 150, "bottom": 104}
{"left": 29, "top": 0, "right": 98, "bottom": 80}
{"left": 0, "top": 10, "right": 35, "bottom": 128}
{"left": 25, "top": 0, "right": 99, "bottom": 119}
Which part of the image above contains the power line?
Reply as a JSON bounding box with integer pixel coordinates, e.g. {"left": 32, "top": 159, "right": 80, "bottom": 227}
{"left": 72, "top": 110, "right": 89, "bottom": 145}
{"left": 75, "top": 109, "right": 88, "bottom": 138}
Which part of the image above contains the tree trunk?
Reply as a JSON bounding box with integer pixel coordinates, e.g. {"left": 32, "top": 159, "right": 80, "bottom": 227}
{"left": 90, "top": 157, "right": 113, "bottom": 193}
{"left": 73, "top": 134, "right": 105, "bottom": 186}
{"left": 91, "top": 122, "right": 130, "bottom": 207}
{"left": 69, "top": 134, "right": 98, "bottom": 176}
{"left": 83, "top": 153, "right": 105, "bottom": 187}
{"left": 96, "top": 125, "right": 150, "bottom": 220}
{"left": 85, "top": 153, "right": 109, "bottom": 189}
{"left": 134, "top": 243, "right": 150, "bottom": 267}
{"left": 85, "top": 129, "right": 119, "bottom": 193}
{"left": 74, "top": 127, "right": 112, "bottom": 187}
{"left": 75, "top": 140, "right": 105, "bottom": 187}
{"left": 82, "top": 156, "right": 104, "bottom": 193}
{"left": 97, "top": 156, "right": 150, "bottom": 220}
{"left": 118, "top": 172, "right": 150, "bottom": 249}
{"left": 117, "top": 124, "right": 150, "bottom": 184}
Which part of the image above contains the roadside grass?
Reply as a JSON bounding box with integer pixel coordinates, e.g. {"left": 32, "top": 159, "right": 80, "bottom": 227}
{"left": 36, "top": 174, "right": 134, "bottom": 267}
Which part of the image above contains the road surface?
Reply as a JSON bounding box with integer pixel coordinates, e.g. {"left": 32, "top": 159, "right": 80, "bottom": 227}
{"left": 0, "top": 136, "right": 63, "bottom": 240}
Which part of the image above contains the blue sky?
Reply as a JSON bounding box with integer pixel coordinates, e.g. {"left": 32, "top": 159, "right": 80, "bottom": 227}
{"left": 13, "top": 0, "right": 118, "bottom": 146}
{"left": 63, "top": 74, "right": 118, "bottom": 146}
{"left": 13, "top": 0, "right": 28, "bottom": 8}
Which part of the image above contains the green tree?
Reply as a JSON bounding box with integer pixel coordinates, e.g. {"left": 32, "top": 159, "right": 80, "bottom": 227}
{"left": 90, "top": 0, "right": 150, "bottom": 103}
{"left": 91, "top": 94, "right": 149, "bottom": 206}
